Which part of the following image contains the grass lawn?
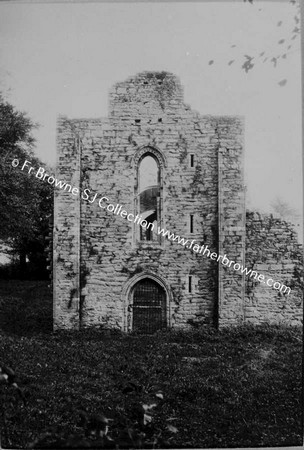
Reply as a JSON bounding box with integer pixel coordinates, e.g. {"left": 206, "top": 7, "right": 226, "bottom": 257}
{"left": 0, "top": 280, "right": 302, "bottom": 448}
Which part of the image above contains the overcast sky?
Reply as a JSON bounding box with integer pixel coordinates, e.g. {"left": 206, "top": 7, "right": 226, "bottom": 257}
{"left": 0, "top": 1, "right": 302, "bottom": 219}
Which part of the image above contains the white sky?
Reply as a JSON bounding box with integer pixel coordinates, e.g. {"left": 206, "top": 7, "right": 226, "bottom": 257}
{"left": 0, "top": 0, "right": 302, "bottom": 218}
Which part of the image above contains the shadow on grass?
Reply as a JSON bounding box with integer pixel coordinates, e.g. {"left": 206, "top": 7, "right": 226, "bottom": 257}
{"left": 0, "top": 280, "right": 53, "bottom": 335}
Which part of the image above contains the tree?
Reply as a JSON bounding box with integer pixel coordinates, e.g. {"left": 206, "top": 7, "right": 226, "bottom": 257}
{"left": 0, "top": 96, "right": 53, "bottom": 277}
{"left": 209, "top": 0, "right": 300, "bottom": 85}
{"left": 270, "top": 196, "right": 300, "bottom": 223}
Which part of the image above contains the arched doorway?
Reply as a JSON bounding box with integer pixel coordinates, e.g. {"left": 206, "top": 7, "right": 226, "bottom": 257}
{"left": 131, "top": 278, "right": 167, "bottom": 334}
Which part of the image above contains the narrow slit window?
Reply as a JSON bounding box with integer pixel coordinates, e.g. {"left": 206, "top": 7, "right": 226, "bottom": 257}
{"left": 188, "top": 276, "right": 192, "bottom": 293}
{"left": 190, "top": 154, "right": 194, "bottom": 167}
{"left": 190, "top": 214, "right": 194, "bottom": 233}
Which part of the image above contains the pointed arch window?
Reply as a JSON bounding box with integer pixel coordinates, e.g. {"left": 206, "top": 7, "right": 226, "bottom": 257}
{"left": 135, "top": 150, "right": 163, "bottom": 242}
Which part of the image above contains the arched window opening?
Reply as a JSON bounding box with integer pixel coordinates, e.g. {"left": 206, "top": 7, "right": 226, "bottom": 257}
{"left": 137, "top": 154, "right": 161, "bottom": 242}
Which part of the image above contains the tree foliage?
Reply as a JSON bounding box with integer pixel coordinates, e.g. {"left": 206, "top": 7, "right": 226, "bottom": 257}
{"left": 0, "top": 96, "right": 53, "bottom": 277}
{"left": 209, "top": 0, "right": 300, "bottom": 85}
{"left": 270, "top": 197, "right": 300, "bottom": 223}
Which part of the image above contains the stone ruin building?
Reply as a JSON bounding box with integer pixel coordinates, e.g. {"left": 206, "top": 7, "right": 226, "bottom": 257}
{"left": 53, "top": 71, "right": 303, "bottom": 332}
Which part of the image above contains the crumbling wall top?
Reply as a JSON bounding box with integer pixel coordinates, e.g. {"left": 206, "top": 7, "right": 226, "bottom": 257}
{"left": 109, "top": 71, "right": 184, "bottom": 117}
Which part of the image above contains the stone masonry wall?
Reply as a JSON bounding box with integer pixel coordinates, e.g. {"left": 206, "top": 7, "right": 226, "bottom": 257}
{"left": 218, "top": 120, "right": 245, "bottom": 327}
{"left": 53, "top": 118, "right": 81, "bottom": 329}
{"left": 245, "top": 211, "right": 303, "bottom": 325}
{"left": 54, "top": 71, "right": 302, "bottom": 330}
{"left": 53, "top": 71, "right": 245, "bottom": 330}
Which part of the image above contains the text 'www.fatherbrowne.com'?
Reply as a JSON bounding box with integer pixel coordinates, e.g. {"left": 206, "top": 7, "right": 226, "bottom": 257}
{"left": 14, "top": 159, "right": 292, "bottom": 296}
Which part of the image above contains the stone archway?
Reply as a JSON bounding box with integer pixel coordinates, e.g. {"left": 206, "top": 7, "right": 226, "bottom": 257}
{"left": 122, "top": 272, "right": 171, "bottom": 333}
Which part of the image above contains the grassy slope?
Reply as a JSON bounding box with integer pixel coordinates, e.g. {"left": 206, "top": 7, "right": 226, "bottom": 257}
{"left": 0, "top": 280, "right": 302, "bottom": 448}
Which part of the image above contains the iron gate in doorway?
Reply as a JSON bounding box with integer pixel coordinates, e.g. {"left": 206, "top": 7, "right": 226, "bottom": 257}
{"left": 131, "top": 278, "right": 167, "bottom": 334}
